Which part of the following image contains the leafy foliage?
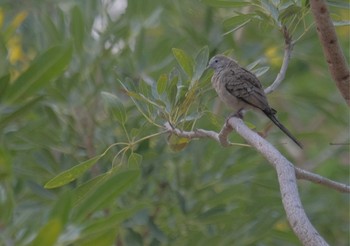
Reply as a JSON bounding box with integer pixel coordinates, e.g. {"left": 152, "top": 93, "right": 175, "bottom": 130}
{"left": 0, "top": 0, "right": 349, "bottom": 245}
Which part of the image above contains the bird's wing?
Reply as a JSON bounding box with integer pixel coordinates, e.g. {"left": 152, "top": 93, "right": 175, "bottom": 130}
{"left": 223, "top": 67, "right": 271, "bottom": 112}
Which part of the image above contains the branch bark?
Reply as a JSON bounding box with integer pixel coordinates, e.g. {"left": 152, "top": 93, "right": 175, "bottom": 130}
{"left": 310, "top": 0, "right": 350, "bottom": 105}
{"left": 165, "top": 118, "right": 349, "bottom": 245}
{"left": 265, "top": 26, "right": 293, "bottom": 95}
{"left": 164, "top": 122, "right": 350, "bottom": 193}
{"left": 227, "top": 117, "right": 328, "bottom": 246}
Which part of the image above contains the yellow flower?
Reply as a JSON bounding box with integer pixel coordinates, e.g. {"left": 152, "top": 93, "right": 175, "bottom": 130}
{"left": 10, "top": 10, "right": 28, "bottom": 30}
{"left": 7, "top": 36, "right": 23, "bottom": 64}
{"left": 265, "top": 46, "right": 282, "bottom": 67}
{"left": 0, "top": 8, "right": 4, "bottom": 28}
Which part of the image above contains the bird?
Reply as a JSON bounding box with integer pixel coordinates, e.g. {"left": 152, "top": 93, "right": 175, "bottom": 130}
{"left": 207, "top": 54, "right": 302, "bottom": 148}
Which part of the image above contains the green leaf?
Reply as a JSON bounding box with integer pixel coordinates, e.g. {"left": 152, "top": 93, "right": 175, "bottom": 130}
{"left": 128, "top": 153, "right": 143, "bottom": 168}
{"left": 126, "top": 91, "right": 164, "bottom": 110}
{"left": 0, "top": 74, "right": 10, "bottom": 99}
{"left": 202, "top": 0, "right": 249, "bottom": 8}
{"left": 261, "top": 0, "right": 280, "bottom": 25}
{"left": 49, "top": 191, "right": 72, "bottom": 226}
{"left": 167, "top": 69, "right": 179, "bottom": 107}
{"left": 167, "top": 134, "right": 189, "bottom": 152}
{"left": 73, "top": 228, "right": 117, "bottom": 246}
{"left": 223, "top": 15, "right": 253, "bottom": 35}
{"left": 41, "top": 13, "right": 63, "bottom": 43}
{"left": 70, "top": 6, "right": 85, "bottom": 50}
{"left": 193, "top": 46, "right": 209, "bottom": 83}
{"left": 72, "top": 173, "right": 109, "bottom": 206}
{"left": 172, "top": 48, "right": 194, "bottom": 79}
{"left": 0, "top": 96, "right": 43, "bottom": 130}
{"left": 82, "top": 205, "right": 145, "bottom": 235}
{"left": 0, "top": 183, "right": 14, "bottom": 223}
{"left": 73, "top": 170, "right": 140, "bottom": 221}
{"left": 156, "top": 74, "right": 167, "bottom": 95}
{"left": 44, "top": 154, "right": 104, "bottom": 189}
{"left": 278, "top": 4, "right": 302, "bottom": 23}
{"left": 29, "top": 218, "right": 62, "bottom": 246}
{"left": 5, "top": 44, "right": 73, "bottom": 103}
{"left": 101, "top": 91, "right": 127, "bottom": 124}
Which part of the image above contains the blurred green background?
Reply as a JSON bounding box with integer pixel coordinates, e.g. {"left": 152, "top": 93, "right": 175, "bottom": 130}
{"left": 0, "top": 0, "right": 349, "bottom": 245}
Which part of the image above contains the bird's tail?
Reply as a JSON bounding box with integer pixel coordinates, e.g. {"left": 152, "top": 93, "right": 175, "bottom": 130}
{"left": 263, "top": 109, "right": 303, "bottom": 149}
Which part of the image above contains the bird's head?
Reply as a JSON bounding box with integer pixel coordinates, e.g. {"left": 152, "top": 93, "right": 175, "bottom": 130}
{"left": 207, "top": 55, "right": 234, "bottom": 71}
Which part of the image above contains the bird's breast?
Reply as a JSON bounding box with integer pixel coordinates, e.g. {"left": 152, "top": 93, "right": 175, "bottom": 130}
{"left": 212, "top": 72, "right": 245, "bottom": 110}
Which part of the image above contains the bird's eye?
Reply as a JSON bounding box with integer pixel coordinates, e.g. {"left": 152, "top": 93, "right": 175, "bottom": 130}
{"left": 215, "top": 59, "right": 218, "bottom": 63}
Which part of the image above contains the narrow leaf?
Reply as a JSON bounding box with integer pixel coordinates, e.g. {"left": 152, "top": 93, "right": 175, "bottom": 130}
{"left": 0, "top": 96, "right": 43, "bottom": 130}
{"left": 167, "top": 134, "right": 189, "bottom": 152}
{"left": 156, "top": 74, "right": 168, "bottom": 95}
{"left": 224, "top": 15, "right": 252, "bottom": 35}
{"left": 128, "top": 153, "right": 143, "bottom": 168}
{"left": 70, "top": 6, "right": 85, "bottom": 50}
{"left": 202, "top": 0, "right": 249, "bottom": 8}
{"left": 72, "top": 173, "right": 109, "bottom": 206}
{"left": 44, "top": 154, "right": 104, "bottom": 189}
{"left": 167, "top": 69, "right": 179, "bottom": 107}
{"left": 193, "top": 46, "right": 209, "bottom": 83}
{"left": 101, "top": 91, "right": 127, "bottom": 124}
{"left": 0, "top": 74, "right": 10, "bottom": 99}
{"left": 5, "top": 44, "right": 73, "bottom": 103}
{"left": 261, "top": 0, "right": 280, "bottom": 24}
{"left": 83, "top": 205, "right": 145, "bottom": 235}
{"left": 29, "top": 218, "right": 62, "bottom": 246}
{"left": 252, "top": 66, "right": 270, "bottom": 77}
{"left": 172, "top": 48, "right": 194, "bottom": 79}
{"left": 246, "top": 58, "right": 263, "bottom": 70}
{"left": 73, "top": 170, "right": 140, "bottom": 221}
{"left": 49, "top": 191, "right": 72, "bottom": 226}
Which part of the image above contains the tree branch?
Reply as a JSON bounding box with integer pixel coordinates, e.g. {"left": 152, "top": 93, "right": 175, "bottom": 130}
{"left": 226, "top": 117, "right": 329, "bottom": 246}
{"left": 295, "top": 167, "right": 350, "bottom": 193}
{"left": 165, "top": 121, "right": 350, "bottom": 193}
{"left": 265, "top": 26, "right": 294, "bottom": 95}
{"left": 310, "top": 0, "right": 350, "bottom": 105}
{"left": 165, "top": 118, "right": 348, "bottom": 245}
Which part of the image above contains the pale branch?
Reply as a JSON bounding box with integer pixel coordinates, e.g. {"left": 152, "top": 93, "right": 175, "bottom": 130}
{"left": 295, "top": 167, "right": 350, "bottom": 193}
{"left": 164, "top": 122, "right": 220, "bottom": 141}
{"left": 166, "top": 119, "right": 336, "bottom": 246}
{"left": 310, "top": 0, "right": 350, "bottom": 105}
{"left": 165, "top": 121, "right": 350, "bottom": 193}
{"left": 264, "top": 26, "right": 293, "bottom": 95}
{"left": 226, "top": 117, "right": 328, "bottom": 246}
{"left": 164, "top": 122, "right": 250, "bottom": 148}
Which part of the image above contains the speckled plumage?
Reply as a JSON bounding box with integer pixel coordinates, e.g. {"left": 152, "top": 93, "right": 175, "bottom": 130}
{"left": 208, "top": 55, "right": 302, "bottom": 148}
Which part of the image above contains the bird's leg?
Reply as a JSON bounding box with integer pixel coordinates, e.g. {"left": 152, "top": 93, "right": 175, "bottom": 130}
{"left": 225, "top": 108, "right": 244, "bottom": 126}
{"left": 232, "top": 108, "right": 244, "bottom": 119}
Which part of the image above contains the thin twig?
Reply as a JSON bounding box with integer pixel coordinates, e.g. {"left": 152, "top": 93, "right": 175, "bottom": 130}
{"left": 265, "top": 26, "right": 294, "bottom": 95}
{"left": 295, "top": 167, "right": 350, "bottom": 193}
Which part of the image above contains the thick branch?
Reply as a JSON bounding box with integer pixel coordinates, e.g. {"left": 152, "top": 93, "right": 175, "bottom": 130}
{"left": 166, "top": 119, "right": 338, "bottom": 246}
{"left": 227, "top": 117, "right": 328, "bottom": 246}
{"left": 310, "top": 0, "right": 350, "bottom": 105}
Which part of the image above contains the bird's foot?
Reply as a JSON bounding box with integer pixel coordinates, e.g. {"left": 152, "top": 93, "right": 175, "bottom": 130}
{"left": 225, "top": 109, "right": 244, "bottom": 126}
